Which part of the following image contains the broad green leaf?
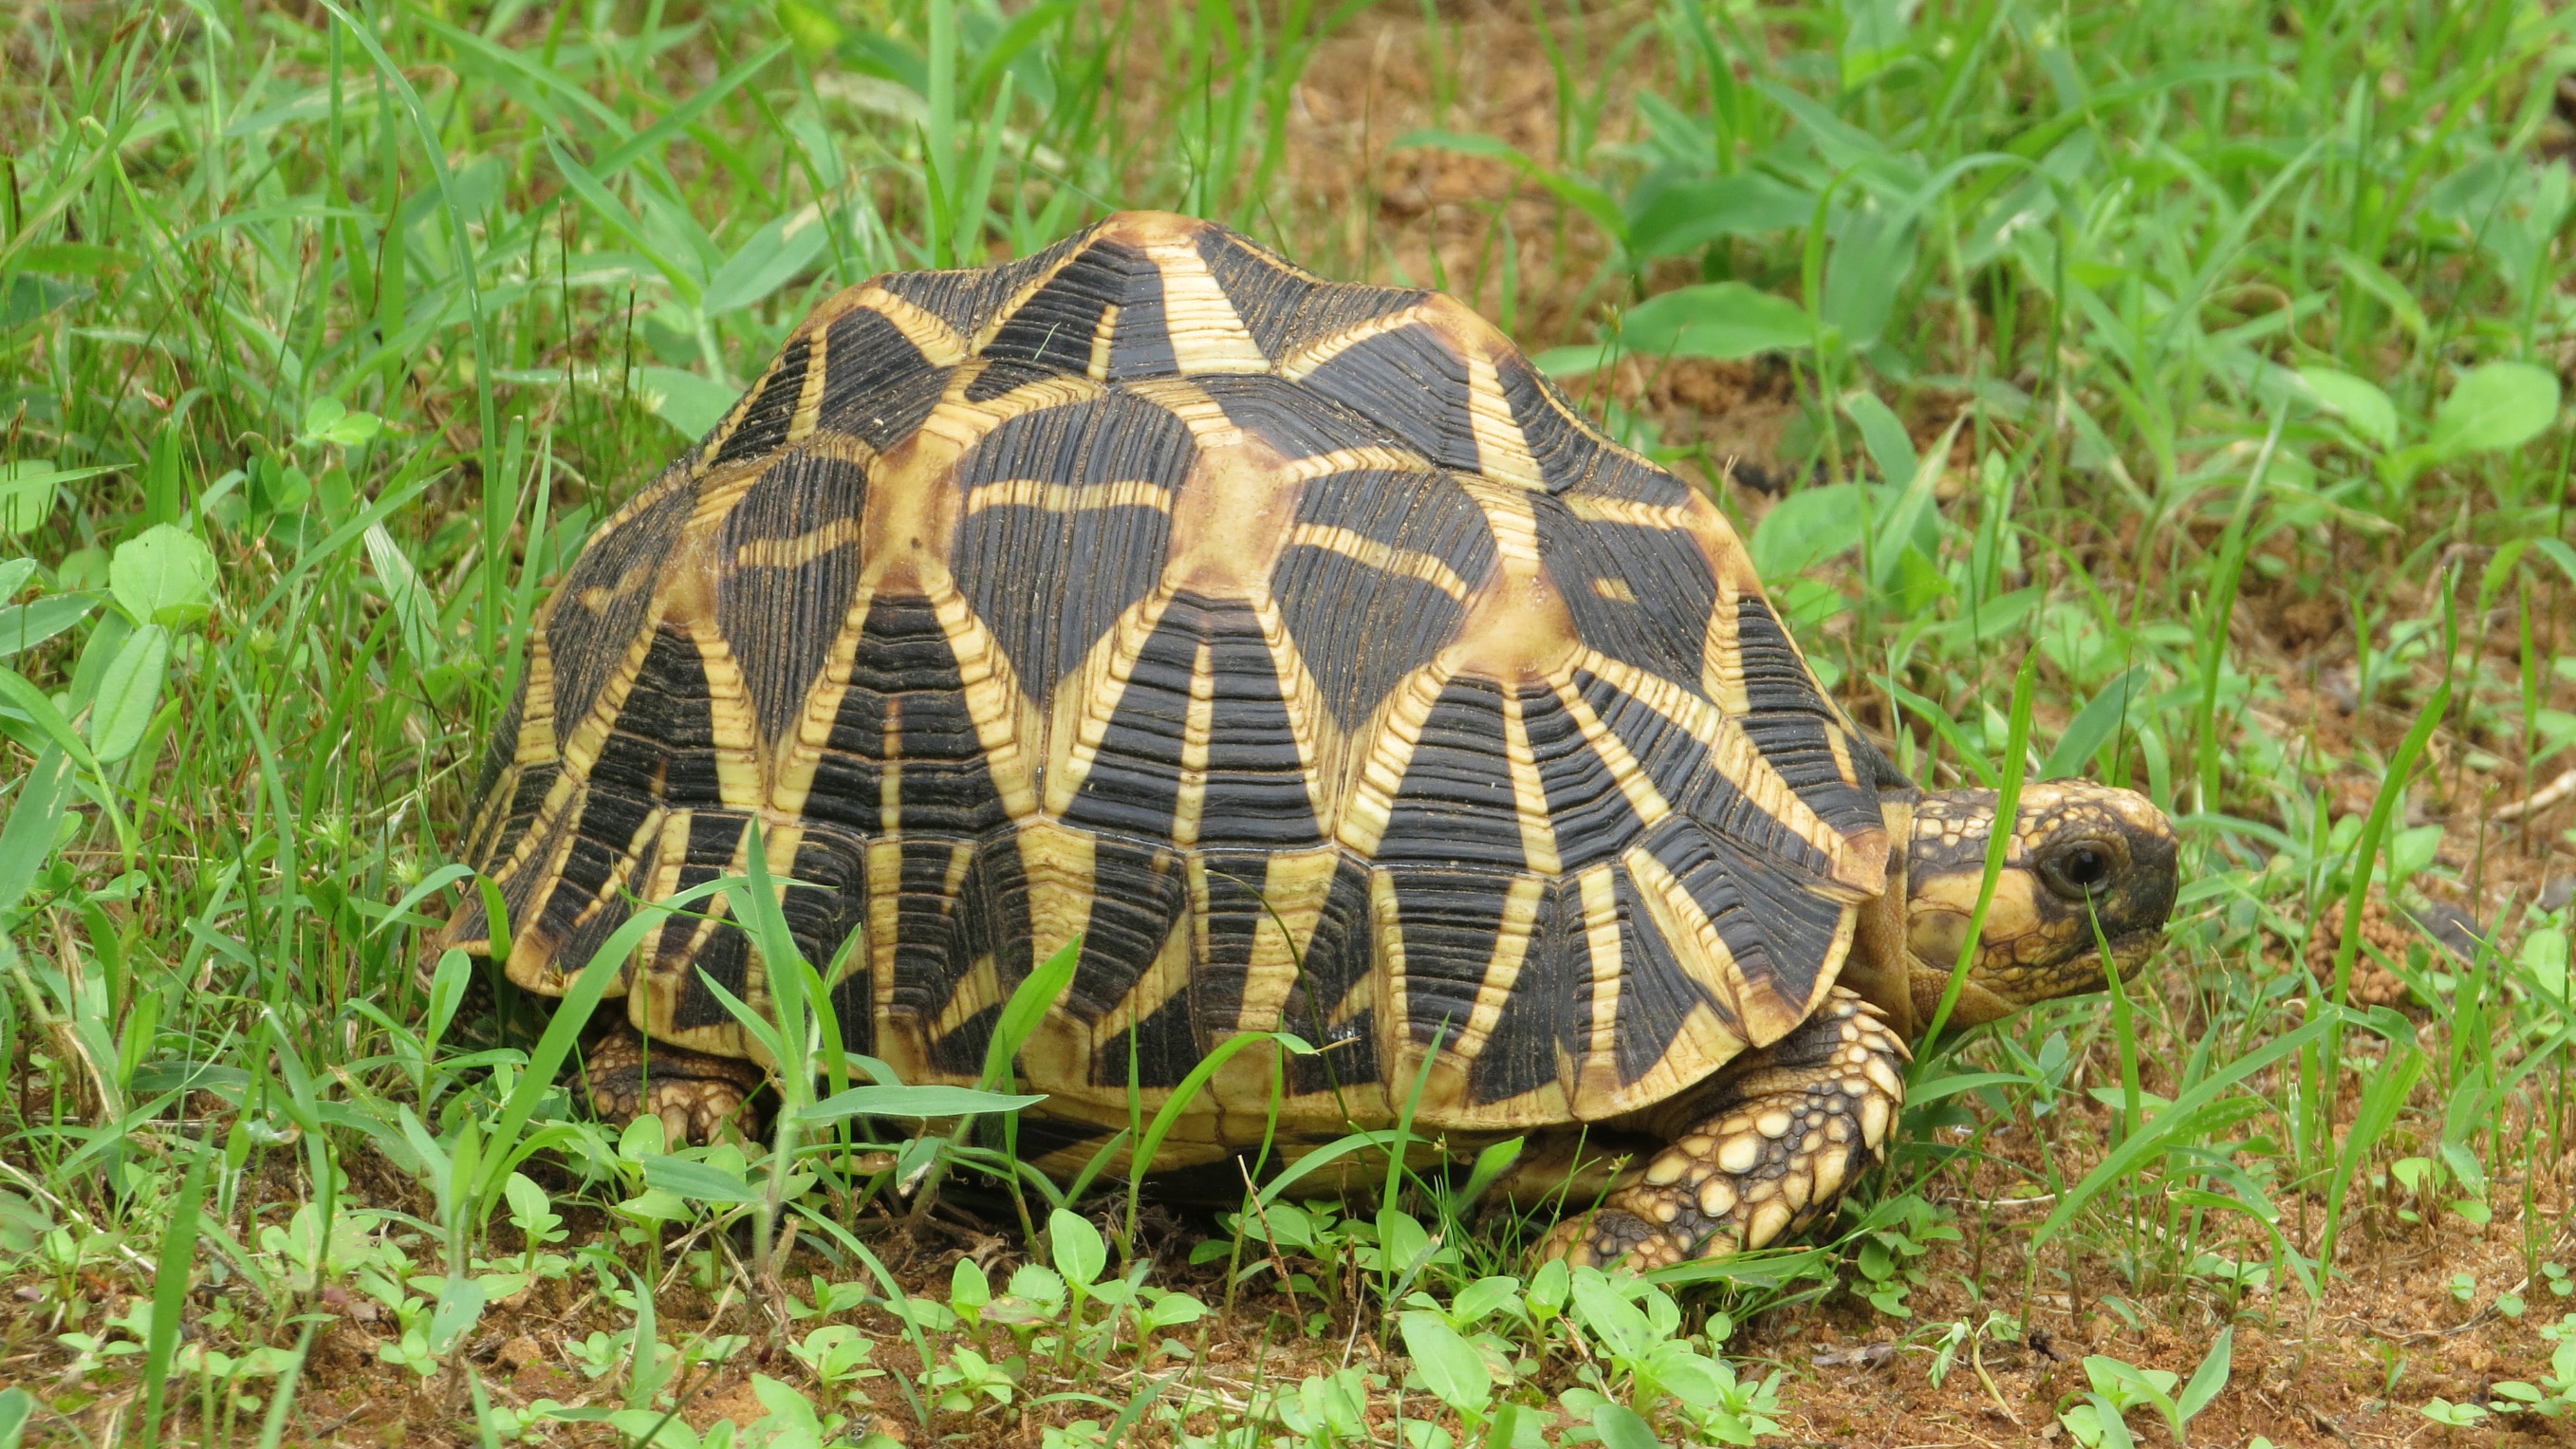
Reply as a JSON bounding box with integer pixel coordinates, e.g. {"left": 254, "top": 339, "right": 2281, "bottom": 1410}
{"left": 0, "top": 594, "right": 97, "bottom": 658}
{"left": 1842, "top": 391, "right": 1918, "bottom": 486}
{"left": 639, "top": 1155, "right": 759, "bottom": 1204}
{"left": 0, "top": 462, "right": 116, "bottom": 536}
{"left": 0, "top": 1385, "right": 31, "bottom": 1449}
{"left": 1047, "top": 1208, "right": 1106, "bottom": 1289}
{"left": 1398, "top": 1310, "right": 1493, "bottom": 1415}
{"left": 0, "top": 669, "right": 96, "bottom": 771}
{"left": 2043, "top": 666, "right": 2149, "bottom": 780}
{"left": 637, "top": 366, "right": 742, "bottom": 439}
{"left": 1620, "top": 282, "right": 1810, "bottom": 361}
{"left": 1450, "top": 1275, "right": 1522, "bottom": 1326}
{"left": 2296, "top": 367, "right": 2397, "bottom": 449}
{"left": 427, "top": 1274, "right": 488, "bottom": 1355}
{"left": 0, "top": 559, "right": 35, "bottom": 600}
{"left": 360, "top": 523, "right": 441, "bottom": 669}
{"left": 0, "top": 747, "right": 72, "bottom": 919}
{"left": 109, "top": 525, "right": 218, "bottom": 627}
{"left": 1377, "top": 1206, "right": 1433, "bottom": 1273}
{"left": 87, "top": 624, "right": 168, "bottom": 763}
{"left": 1822, "top": 205, "right": 1918, "bottom": 350}
{"left": 1751, "top": 483, "right": 1875, "bottom": 581}
{"left": 797, "top": 1084, "right": 1046, "bottom": 1122}
{"left": 950, "top": 1256, "right": 991, "bottom": 1313}
{"left": 1585, "top": 1402, "right": 1663, "bottom": 1449}
{"left": 1627, "top": 175, "right": 1815, "bottom": 260}
{"left": 2176, "top": 1326, "right": 2234, "bottom": 1423}
{"left": 2425, "top": 361, "right": 2559, "bottom": 461}
{"left": 301, "top": 396, "right": 383, "bottom": 448}
{"left": 702, "top": 212, "right": 830, "bottom": 316}
{"left": 2330, "top": 248, "right": 2427, "bottom": 339}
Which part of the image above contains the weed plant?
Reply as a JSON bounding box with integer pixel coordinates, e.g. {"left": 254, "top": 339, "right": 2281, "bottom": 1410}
{"left": 0, "top": 1, "right": 2573, "bottom": 1444}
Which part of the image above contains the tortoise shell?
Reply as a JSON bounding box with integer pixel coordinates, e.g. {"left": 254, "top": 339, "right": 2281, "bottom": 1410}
{"left": 445, "top": 212, "right": 1908, "bottom": 1155}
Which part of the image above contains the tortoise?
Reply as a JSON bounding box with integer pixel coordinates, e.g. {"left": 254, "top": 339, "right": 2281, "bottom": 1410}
{"left": 439, "top": 212, "right": 2179, "bottom": 1267}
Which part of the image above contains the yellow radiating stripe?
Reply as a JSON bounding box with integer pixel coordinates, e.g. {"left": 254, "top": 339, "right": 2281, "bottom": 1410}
{"left": 880, "top": 695, "right": 904, "bottom": 835}
{"left": 766, "top": 569, "right": 879, "bottom": 823}
{"left": 1702, "top": 576, "right": 1749, "bottom": 716}
{"left": 499, "top": 808, "right": 588, "bottom": 987}
{"left": 972, "top": 241, "right": 1097, "bottom": 355}
{"left": 1087, "top": 302, "right": 1121, "bottom": 381}
{"left": 1500, "top": 689, "right": 1562, "bottom": 876}
{"left": 864, "top": 839, "right": 904, "bottom": 994}
{"left": 533, "top": 802, "right": 669, "bottom": 994}
{"left": 1512, "top": 362, "right": 1622, "bottom": 455}
{"left": 854, "top": 287, "right": 973, "bottom": 364}
{"left": 1826, "top": 722, "right": 1861, "bottom": 788}
{"left": 925, "top": 578, "right": 1040, "bottom": 823}
{"left": 1117, "top": 377, "right": 1241, "bottom": 447}
{"left": 1332, "top": 660, "right": 1457, "bottom": 860}
{"left": 1572, "top": 863, "right": 1623, "bottom": 1112}
{"left": 1277, "top": 446, "right": 1434, "bottom": 481}
{"left": 1172, "top": 639, "right": 1216, "bottom": 849}
{"left": 513, "top": 640, "right": 559, "bottom": 766}
{"left": 1565, "top": 495, "right": 1697, "bottom": 530}
{"left": 1046, "top": 586, "right": 1178, "bottom": 817}
{"left": 788, "top": 316, "right": 830, "bottom": 445}
{"left": 1546, "top": 672, "right": 1673, "bottom": 831}
{"left": 931, "top": 956, "right": 1003, "bottom": 1041}
{"left": 685, "top": 618, "right": 770, "bottom": 811}
{"left": 1140, "top": 232, "right": 1270, "bottom": 374}
{"left": 1246, "top": 594, "right": 1338, "bottom": 835}
{"left": 1369, "top": 865, "right": 1409, "bottom": 1058}
{"left": 920, "top": 369, "right": 1106, "bottom": 454}
{"left": 1089, "top": 909, "right": 1196, "bottom": 1050}
{"left": 1463, "top": 348, "right": 1544, "bottom": 491}
{"left": 1283, "top": 523, "right": 1473, "bottom": 603}
{"left": 1227, "top": 846, "right": 1343, "bottom": 1036}
{"left": 1574, "top": 647, "right": 1860, "bottom": 887}
{"left": 554, "top": 604, "right": 668, "bottom": 787}
{"left": 1455, "top": 872, "right": 1547, "bottom": 1061}
{"left": 964, "top": 478, "right": 1175, "bottom": 515}
{"left": 1618, "top": 845, "right": 1759, "bottom": 1087}
{"left": 1275, "top": 303, "right": 1433, "bottom": 381}
{"left": 732, "top": 515, "right": 863, "bottom": 568}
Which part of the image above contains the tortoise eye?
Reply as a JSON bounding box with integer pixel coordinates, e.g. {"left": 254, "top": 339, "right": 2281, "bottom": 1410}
{"left": 2039, "top": 838, "right": 2121, "bottom": 900}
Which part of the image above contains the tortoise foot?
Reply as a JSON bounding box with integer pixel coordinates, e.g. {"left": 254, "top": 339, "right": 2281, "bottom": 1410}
{"left": 582, "top": 1029, "right": 767, "bottom": 1145}
{"left": 1546, "top": 990, "right": 1907, "bottom": 1270}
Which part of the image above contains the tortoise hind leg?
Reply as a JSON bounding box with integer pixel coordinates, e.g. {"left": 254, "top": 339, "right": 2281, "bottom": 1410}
{"left": 583, "top": 1026, "right": 767, "bottom": 1145}
{"left": 1547, "top": 990, "right": 1908, "bottom": 1270}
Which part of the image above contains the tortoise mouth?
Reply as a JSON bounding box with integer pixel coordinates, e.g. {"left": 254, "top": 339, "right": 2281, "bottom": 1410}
{"left": 2096, "top": 924, "right": 2169, "bottom": 978}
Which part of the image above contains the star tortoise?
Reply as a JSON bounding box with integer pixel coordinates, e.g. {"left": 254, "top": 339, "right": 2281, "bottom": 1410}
{"left": 442, "top": 212, "right": 2179, "bottom": 1267}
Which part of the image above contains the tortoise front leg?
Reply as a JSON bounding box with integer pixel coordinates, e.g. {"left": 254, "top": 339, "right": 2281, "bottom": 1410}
{"left": 582, "top": 1025, "right": 767, "bottom": 1146}
{"left": 1547, "top": 989, "right": 1908, "bottom": 1270}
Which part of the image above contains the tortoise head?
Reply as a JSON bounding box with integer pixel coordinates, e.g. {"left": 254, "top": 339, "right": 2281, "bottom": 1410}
{"left": 1894, "top": 781, "right": 2180, "bottom": 1031}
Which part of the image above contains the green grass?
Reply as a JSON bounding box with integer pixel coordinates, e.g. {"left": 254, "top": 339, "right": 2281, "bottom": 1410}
{"left": 2, "top": 0, "right": 2574, "bottom": 1443}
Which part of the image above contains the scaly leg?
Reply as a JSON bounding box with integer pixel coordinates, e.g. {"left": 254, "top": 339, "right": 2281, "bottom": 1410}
{"left": 582, "top": 1027, "right": 767, "bottom": 1145}
{"left": 1547, "top": 989, "right": 1908, "bottom": 1270}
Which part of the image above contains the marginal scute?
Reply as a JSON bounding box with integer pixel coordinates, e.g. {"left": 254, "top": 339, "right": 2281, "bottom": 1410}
{"left": 445, "top": 209, "right": 1910, "bottom": 1152}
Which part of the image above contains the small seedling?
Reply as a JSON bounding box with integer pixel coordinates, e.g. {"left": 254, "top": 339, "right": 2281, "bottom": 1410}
{"left": 2058, "top": 1328, "right": 2233, "bottom": 1448}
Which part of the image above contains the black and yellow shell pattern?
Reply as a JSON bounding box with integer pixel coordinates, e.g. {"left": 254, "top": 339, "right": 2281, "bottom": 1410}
{"left": 445, "top": 212, "right": 1906, "bottom": 1154}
